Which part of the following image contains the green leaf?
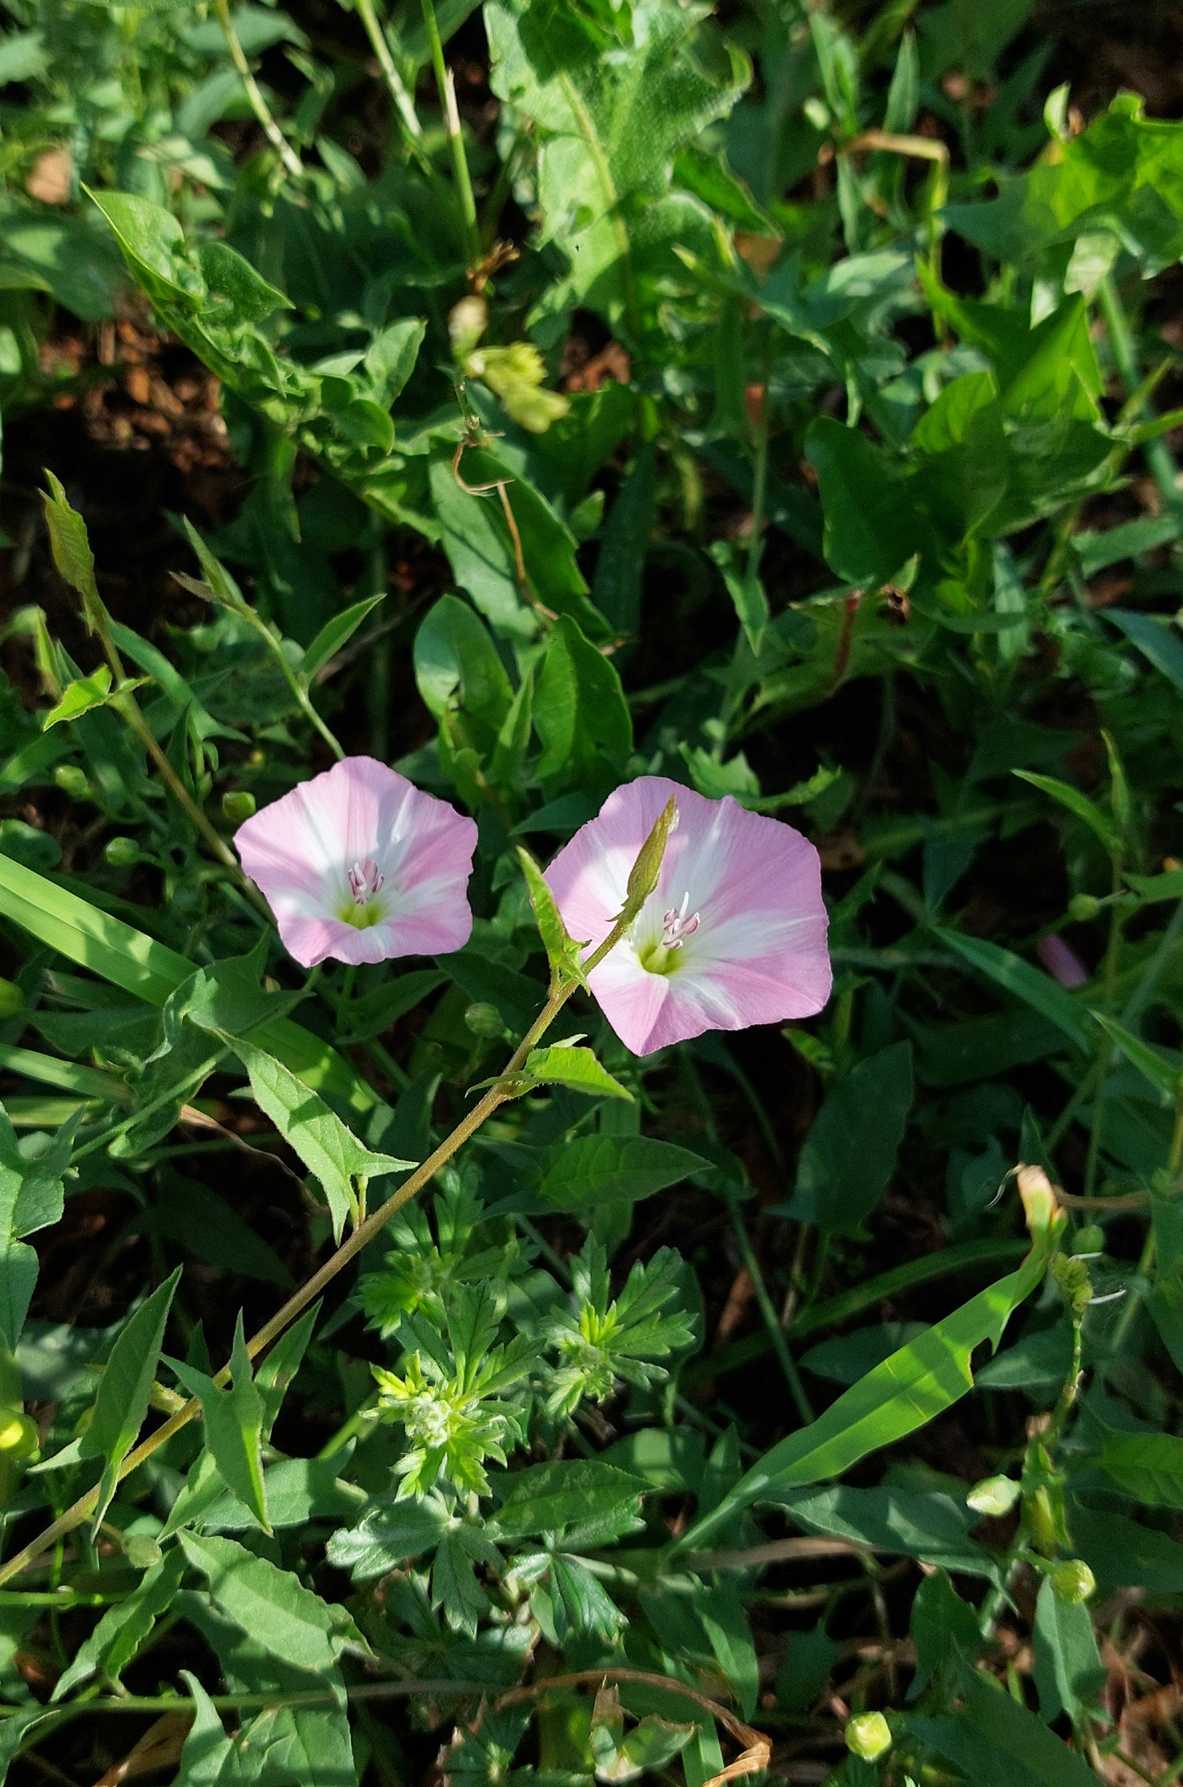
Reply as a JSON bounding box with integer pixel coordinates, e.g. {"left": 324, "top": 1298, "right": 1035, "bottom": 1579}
{"left": 177, "top": 1531, "right": 344, "bottom": 1683}
{"left": 1012, "top": 770, "right": 1120, "bottom": 856}
{"left": 326, "top": 1495, "right": 450, "bottom": 1580}
{"left": 1099, "top": 1428, "right": 1183, "bottom": 1508}
{"left": 174, "top": 1670, "right": 246, "bottom": 1786}
{"left": 301, "top": 594, "right": 386, "bottom": 682}
{"left": 493, "top": 1460, "right": 646, "bottom": 1539}
{"left": 0, "top": 1105, "right": 77, "bottom": 1351}
{"left": 539, "top": 1135, "right": 709, "bottom": 1211}
{"left": 51, "top": 1551, "right": 185, "bottom": 1701}
{"left": 40, "top": 469, "right": 100, "bottom": 615}
{"left": 786, "top": 1041, "right": 912, "bottom": 1232}
{"left": 674, "top": 1232, "right": 1056, "bottom": 1551}
{"left": 1104, "top": 607, "right": 1183, "bottom": 695}
{"left": 523, "top": 1045, "right": 632, "bottom": 1101}
{"left": 591, "top": 443, "right": 656, "bottom": 635}
{"left": 516, "top": 846, "right": 588, "bottom": 989}
{"left": 535, "top": 615, "right": 632, "bottom": 782}
{"left": 934, "top": 926, "right": 1089, "bottom": 1050}
{"left": 168, "top": 1314, "right": 270, "bottom": 1532}
{"left": 228, "top": 1038, "right": 414, "bottom": 1240}
{"left": 414, "top": 593, "right": 514, "bottom": 749}
{"left": 0, "top": 854, "right": 377, "bottom": 1115}
{"left": 41, "top": 665, "right": 114, "bottom": 729}
{"left": 1033, "top": 1575, "right": 1104, "bottom": 1727}
{"left": 910, "top": 1661, "right": 1098, "bottom": 1787}
{"left": 364, "top": 317, "right": 427, "bottom": 406}
{"left": 710, "top": 542, "right": 769, "bottom": 656}
{"left": 1090, "top": 1012, "right": 1179, "bottom": 1100}
{"left": 804, "top": 416, "right": 919, "bottom": 585}
{"left": 909, "top": 1571, "right": 981, "bottom": 1698}
{"left": 80, "top": 1266, "right": 182, "bottom": 1529}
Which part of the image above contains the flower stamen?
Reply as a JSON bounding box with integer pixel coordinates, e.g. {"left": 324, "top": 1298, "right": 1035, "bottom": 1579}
{"left": 347, "top": 858, "right": 384, "bottom": 905}
{"left": 660, "top": 892, "right": 700, "bottom": 950}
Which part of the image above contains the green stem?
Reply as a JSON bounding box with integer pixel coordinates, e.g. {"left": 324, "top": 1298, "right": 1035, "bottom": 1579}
{"left": 420, "top": 0, "right": 481, "bottom": 270}
{"left": 212, "top": 0, "right": 303, "bottom": 181}
{"left": 1097, "top": 273, "right": 1182, "bottom": 516}
{"left": 728, "top": 1206, "right": 814, "bottom": 1424}
{"left": 0, "top": 909, "right": 639, "bottom": 1587}
{"left": 353, "top": 0, "right": 423, "bottom": 147}
{"left": 1082, "top": 863, "right": 1126, "bottom": 1199}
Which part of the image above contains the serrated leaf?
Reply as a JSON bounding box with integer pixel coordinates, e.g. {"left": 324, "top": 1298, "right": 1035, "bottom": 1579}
{"left": 524, "top": 1045, "right": 631, "bottom": 1101}
{"left": 539, "top": 1135, "right": 709, "bottom": 1211}
{"left": 326, "top": 1495, "right": 450, "bottom": 1580}
{"left": 80, "top": 1266, "right": 182, "bottom": 1530}
{"left": 493, "top": 1460, "right": 646, "bottom": 1539}
{"left": 228, "top": 1038, "right": 414, "bottom": 1241}
{"left": 41, "top": 665, "right": 114, "bottom": 729}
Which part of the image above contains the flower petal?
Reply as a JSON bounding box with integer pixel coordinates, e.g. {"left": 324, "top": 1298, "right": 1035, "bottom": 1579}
{"left": 235, "top": 756, "right": 477, "bottom": 967}
{"left": 546, "top": 775, "right": 830, "bottom": 1055}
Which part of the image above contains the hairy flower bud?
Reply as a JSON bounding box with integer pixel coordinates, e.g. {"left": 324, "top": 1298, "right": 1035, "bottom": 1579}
{"left": 0, "top": 1408, "right": 39, "bottom": 1461}
{"left": 464, "top": 1002, "right": 504, "bottom": 1038}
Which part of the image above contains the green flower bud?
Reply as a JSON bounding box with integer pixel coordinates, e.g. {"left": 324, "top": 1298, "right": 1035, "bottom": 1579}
{"left": 1073, "top": 1224, "right": 1105, "bottom": 1256}
{"left": 54, "top": 764, "right": 92, "bottom": 801}
{"left": 967, "top": 1474, "right": 1021, "bottom": 1517}
{"left": 1050, "top": 1559, "right": 1095, "bottom": 1604}
{"left": 104, "top": 836, "right": 142, "bottom": 868}
{"left": 0, "top": 1408, "right": 40, "bottom": 1461}
{"left": 0, "top": 978, "right": 24, "bottom": 1020}
{"left": 844, "top": 1712, "right": 892, "bottom": 1761}
{"left": 465, "top": 1002, "right": 505, "bottom": 1038}
{"left": 221, "top": 790, "right": 256, "bottom": 824}
{"left": 1068, "top": 894, "right": 1102, "bottom": 922}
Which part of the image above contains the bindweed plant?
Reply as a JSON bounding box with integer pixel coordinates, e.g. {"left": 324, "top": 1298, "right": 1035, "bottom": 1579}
{"left": 0, "top": 0, "right": 1182, "bottom": 1784}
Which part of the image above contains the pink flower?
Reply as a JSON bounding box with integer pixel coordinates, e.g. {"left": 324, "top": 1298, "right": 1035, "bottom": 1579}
{"left": 1036, "top": 933, "right": 1089, "bottom": 989}
{"left": 234, "top": 756, "right": 477, "bottom": 968}
{"left": 545, "top": 775, "right": 831, "bottom": 1055}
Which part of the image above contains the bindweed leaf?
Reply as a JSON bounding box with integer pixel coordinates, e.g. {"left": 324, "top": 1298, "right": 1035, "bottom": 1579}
{"left": 168, "top": 1314, "right": 270, "bottom": 1532}
{"left": 226, "top": 1037, "right": 414, "bottom": 1241}
{"left": 539, "top": 1135, "right": 709, "bottom": 1211}
{"left": 41, "top": 665, "right": 113, "bottom": 729}
{"left": 523, "top": 1045, "right": 632, "bottom": 1101}
{"left": 80, "top": 1266, "right": 182, "bottom": 1531}
{"left": 516, "top": 847, "right": 589, "bottom": 988}
{"left": 301, "top": 594, "right": 386, "bottom": 682}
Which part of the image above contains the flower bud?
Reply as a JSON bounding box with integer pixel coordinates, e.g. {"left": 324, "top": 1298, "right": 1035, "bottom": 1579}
{"left": 104, "top": 836, "right": 142, "bottom": 868}
{"left": 221, "top": 790, "right": 256, "bottom": 824}
{"left": 0, "top": 978, "right": 24, "bottom": 1021}
{"left": 844, "top": 1712, "right": 892, "bottom": 1761}
{"left": 0, "top": 1408, "right": 40, "bottom": 1461}
{"left": 1016, "top": 1163, "right": 1062, "bottom": 1237}
{"left": 619, "top": 797, "right": 678, "bottom": 927}
{"left": 1072, "top": 1224, "right": 1105, "bottom": 1256}
{"left": 967, "top": 1474, "right": 1021, "bottom": 1517}
{"left": 1050, "top": 1559, "right": 1095, "bottom": 1604}
{"left": 1068, "top": 893, "right": 1102, "bottom": 922}
{"left": 54, "top": 764, "right": 91, "bottom": 801}
{"left": 464, "top": 1002, "right": 504, "bottom": 1038}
